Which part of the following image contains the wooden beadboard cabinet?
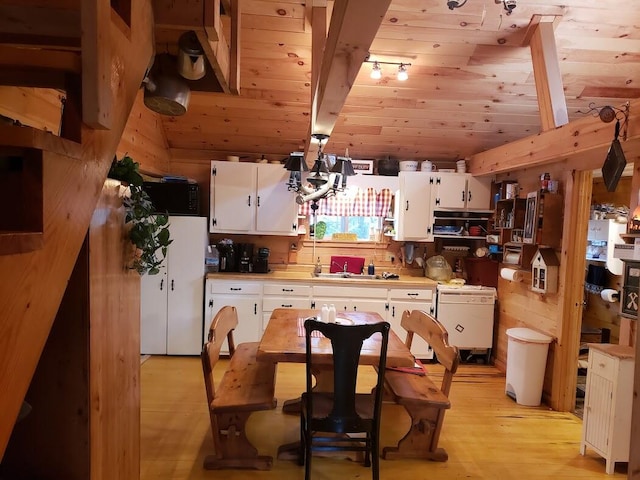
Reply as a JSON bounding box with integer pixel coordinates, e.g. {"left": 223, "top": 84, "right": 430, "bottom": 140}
{"left": 580, "top": 344, "right": 634, "bottom": 474}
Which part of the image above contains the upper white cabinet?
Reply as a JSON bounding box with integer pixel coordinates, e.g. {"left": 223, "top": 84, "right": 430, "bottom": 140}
{"left": 432, "top": 173, "right": 491, "bottom": 210}
{"left": 141, "top": 216, "right": 207, "bottom": 355}
{"left": 210, "top": 161, "right": 298, "bottom": 235}
{"left": 394, "top": 172, "right": 434, "bottom": 241}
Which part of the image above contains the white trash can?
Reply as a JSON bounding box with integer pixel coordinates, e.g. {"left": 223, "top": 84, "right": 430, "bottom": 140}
{"left": 505, "top": 327, "right": 553, "bottom": 406}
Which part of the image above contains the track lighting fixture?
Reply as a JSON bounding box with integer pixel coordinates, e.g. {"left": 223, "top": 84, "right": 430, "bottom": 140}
{"left": 494, "top": 0, "right": 516, "bottom": 15}
{"left": 370, "top": 62, "right": 382, "bottom": 80}
{"left": 446, "top": 0, "right": 468, "bottom": 9}
{"left": 364, "top": 58, "right": 411, "bottom": 81}
{"left": 397, "top": 64, "right": 408, "bottom": 81}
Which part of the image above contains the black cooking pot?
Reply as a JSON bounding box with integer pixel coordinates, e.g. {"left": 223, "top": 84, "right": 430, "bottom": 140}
{"left": 377, "top": 157, "right": 399, "bottom": 176}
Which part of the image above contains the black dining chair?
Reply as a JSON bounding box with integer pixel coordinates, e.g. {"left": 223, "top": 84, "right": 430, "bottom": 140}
{"left": 300, "top": 319, "right": 390, "bottom": 480}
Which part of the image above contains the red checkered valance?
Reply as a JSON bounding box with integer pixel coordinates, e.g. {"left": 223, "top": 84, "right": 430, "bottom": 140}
{"left": 298, "top": 187, "right": 393, "bottom": 217}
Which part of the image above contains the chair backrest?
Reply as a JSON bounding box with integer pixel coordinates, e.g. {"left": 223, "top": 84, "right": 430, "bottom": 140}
{"left": 304, "top": 319, "right": 390, "bottom": 432}
{"left": 201, "top": 306, "right": 239, "bottom": 404}
{"left": 400, "top": 309, "right": 459, "bottom": 396}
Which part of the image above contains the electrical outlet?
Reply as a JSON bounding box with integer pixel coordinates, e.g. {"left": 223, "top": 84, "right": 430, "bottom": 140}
{"left": 385, "top": 252, "right": 394, "bottom": 262}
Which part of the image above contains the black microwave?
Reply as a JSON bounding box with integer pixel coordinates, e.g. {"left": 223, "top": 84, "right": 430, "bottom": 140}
{"left": 143, "top": 181, "right": 200, "bottom": 215}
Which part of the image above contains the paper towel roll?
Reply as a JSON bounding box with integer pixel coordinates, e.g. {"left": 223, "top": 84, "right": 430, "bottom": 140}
{"left": 600, "top": 288, "right": 619, "bottom": 303}
{"left": 501, "top": 267, "right": 523, "bottom": 282}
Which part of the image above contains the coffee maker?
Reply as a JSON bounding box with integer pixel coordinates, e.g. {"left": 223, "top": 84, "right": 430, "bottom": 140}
{"left": 237, "top": 243, "right": 254, "bottom": 273}
{"left": 253, "top": 247, "right": 270, "bottom": 273}
{"left": 217, "top": 241, "right": 236, "bottom": 272}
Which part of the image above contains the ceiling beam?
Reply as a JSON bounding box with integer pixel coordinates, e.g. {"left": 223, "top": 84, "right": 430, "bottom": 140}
{"left": 528, "top": 19, "right": 568, "bottom": 131}
{"left": 312, "top": 0, "right": 392, "bottom": 138}
{"left": 469, "top": 99, "right": 639, "bottom": 176}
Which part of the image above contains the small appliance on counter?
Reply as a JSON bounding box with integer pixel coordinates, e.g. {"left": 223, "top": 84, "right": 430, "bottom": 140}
{"left": 217, "top": 240, "right": 236, "bottom": 272}
{"left": 237, "top": 243, "right": 254, "bottom": 273}
{"left": 253, "top": 247, "right": 270, "bottom": 273}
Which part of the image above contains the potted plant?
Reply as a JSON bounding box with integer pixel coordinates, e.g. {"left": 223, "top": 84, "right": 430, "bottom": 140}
{"left": 108, "top": 155, "right": 172, "bottom": 275}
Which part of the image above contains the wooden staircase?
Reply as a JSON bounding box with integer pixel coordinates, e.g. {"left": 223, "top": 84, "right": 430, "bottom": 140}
{"left": 0, "top": 0, "right": 155, "bottom": 459}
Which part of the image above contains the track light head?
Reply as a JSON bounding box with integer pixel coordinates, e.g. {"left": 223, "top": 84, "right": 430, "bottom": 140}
{"left": 397, "top": 64, "right": 408, "bottom": 81}
{"left": 370, "top": 62, "right": 382, "bottom": 80}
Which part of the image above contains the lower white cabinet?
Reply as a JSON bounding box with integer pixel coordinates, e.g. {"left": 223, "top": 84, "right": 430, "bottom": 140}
{"left": 580, "top": 345, "right": 634, "bottom": 474}
{"left": 312, "top": 285, "right": 388, "bottom": 319}
{"left": 262, "top": 283, "right": 312, "bottom": 331}
{"left": 141, "top": 216, "right": 207, "bottom": 355}
{"left": 388, "top": 288, "right": 435, "bottom": 359}
{"left": 204, "top": 280, "right": 263, "bottom": 354}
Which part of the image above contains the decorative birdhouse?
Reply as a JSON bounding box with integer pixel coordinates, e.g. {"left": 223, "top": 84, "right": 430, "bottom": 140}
{"left": 531, "top": 248, "right": 559, "bottom": 294}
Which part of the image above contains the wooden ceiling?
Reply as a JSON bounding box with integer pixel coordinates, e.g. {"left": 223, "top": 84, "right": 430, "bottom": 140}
{"left": 161, "top": 0, "right": 640, "bottom": 164}
{"left": 0, "top": 0, "right": 638, "bottom": 166}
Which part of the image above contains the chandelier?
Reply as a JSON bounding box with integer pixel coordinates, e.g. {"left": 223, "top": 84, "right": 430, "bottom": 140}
{"left": 284, "top": 134, "right": 355, "bottom": 213}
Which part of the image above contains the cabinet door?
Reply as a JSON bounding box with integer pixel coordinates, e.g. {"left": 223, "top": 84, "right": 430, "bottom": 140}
{"left": 350, "top": 299, "right": 388, "bottom": 317}
{"left": 255, "top": 164, "right": 298, "bottom": 234}
{"left": 207, "top": 294, "right": 262, "bottom": 354}
{"left": 210, "top": 161, "right": 256, "bottom": 232}
{"left": 140, "top": 270, "right": 168, "bottom": 354}
{"left": 166, "top": 217, "right": 207, "bottom": 355}
{"left": 388, "top": 301, "right": 434, "bottom": 359}
{"left": 434, "top": 173, "right": 467, "bottom": 209}
{"left": 395, "top": 172, "right": 433, "bottom": 240}
{"left": 466, "top": 176, "right": 491, "bottom": 210}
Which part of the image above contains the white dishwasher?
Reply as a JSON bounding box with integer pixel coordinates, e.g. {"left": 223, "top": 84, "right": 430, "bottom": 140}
{"left": 435, "top": 285, "right": 496, "bottom": 362}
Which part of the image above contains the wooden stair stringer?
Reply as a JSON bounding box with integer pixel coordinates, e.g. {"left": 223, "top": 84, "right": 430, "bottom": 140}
{"left": 0, "top": 1, "right": 155, "bottom": 458}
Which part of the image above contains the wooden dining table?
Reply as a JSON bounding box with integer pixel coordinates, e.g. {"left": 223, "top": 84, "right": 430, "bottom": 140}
{"left": 256, "top": 308, "right": 416, "bottom": 369}
{"left": 256, "top": 308, "right": 416, "bottom": 460}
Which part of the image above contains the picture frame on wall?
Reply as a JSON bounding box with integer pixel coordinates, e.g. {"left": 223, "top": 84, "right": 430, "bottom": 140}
{"left": 350, "top": 159, "right": 374, "bottom": 175}
{"left": 523, "top": 191, "right": 538, "bottom": 244}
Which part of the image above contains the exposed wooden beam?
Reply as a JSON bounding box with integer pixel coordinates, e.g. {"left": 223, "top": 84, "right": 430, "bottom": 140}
{"left": 0, "top": 4, "right": 80, "bottom": 49}
{"left": 469, "top": 98, "right": 640, "bottom": 176}
{"left": 0, "top": 45, "right": 81, "bottom": 74}
{"left": 312, "top": 0, "right": 392, "bottom": 137}
{"left": 82, "top": 0, "right": 113, "bottom": 129}
{"left": 228, "top": 0, "right": 240, "bottom": 95}
{"left": 528, "top": 20, "right": 568, "bottom": 130}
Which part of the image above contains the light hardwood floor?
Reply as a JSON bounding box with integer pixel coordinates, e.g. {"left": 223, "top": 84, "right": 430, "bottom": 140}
{"left": 141, "top": 356, "right": 627, "bottom": 479}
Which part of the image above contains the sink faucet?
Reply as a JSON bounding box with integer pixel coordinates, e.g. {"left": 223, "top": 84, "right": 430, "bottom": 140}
{"left": 331, "top": 261, "right": 348, "bottom": 273}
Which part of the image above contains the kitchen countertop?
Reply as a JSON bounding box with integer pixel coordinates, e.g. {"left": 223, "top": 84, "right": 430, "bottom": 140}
{"left": 206, "top": 270, "right": 438, "bottom": 288}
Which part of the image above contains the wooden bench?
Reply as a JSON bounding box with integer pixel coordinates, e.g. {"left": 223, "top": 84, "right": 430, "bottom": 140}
{"left": 382, "top": 309, "right": 459, "bottom": 462}
{"left": 201, "top": 305, "right": 277, "bottom": 470}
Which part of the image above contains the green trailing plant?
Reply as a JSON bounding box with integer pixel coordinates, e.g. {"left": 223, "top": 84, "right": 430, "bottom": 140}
{"left": 108, "top": 155, "right": 172, "bottom": 275}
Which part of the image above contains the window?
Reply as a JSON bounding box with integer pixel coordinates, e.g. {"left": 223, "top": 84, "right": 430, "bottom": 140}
{"left": 316, "top": 215, "right": 381, "bottom": 241}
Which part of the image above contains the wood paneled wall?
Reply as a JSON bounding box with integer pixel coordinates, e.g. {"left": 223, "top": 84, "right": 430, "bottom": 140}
{"left": 1, "top": 180, "right": 140, "bottom": 480}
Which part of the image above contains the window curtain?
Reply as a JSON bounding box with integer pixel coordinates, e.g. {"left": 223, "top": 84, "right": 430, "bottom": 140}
{"left": 298, "top": 187, "right": 393, "bottom": 217}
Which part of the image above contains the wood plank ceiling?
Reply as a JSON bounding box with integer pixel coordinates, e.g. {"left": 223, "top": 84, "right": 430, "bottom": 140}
{"left": 160, "top": 0, "right": 640, "bottom": 166}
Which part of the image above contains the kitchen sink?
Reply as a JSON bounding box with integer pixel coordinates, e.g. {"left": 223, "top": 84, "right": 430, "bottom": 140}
{"left": 312, "top": 272, "right": 379, "bottom": 280}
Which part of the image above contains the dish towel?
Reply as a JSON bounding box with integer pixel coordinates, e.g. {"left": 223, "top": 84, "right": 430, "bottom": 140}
{"left": 297, "top": 317, "right": 324, "bottom": 338}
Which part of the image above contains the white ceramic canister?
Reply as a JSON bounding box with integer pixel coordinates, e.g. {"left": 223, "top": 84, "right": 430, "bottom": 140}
{"left": 421, "top": 160, "right": 433, "bottom": 172}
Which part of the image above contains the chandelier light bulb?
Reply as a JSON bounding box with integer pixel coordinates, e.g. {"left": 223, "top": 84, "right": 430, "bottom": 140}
{"left": 397, "top": 64, "right": 408, "bottom": 81}
{"left": 370, "top": 62, "right": 382, "bottom": 80}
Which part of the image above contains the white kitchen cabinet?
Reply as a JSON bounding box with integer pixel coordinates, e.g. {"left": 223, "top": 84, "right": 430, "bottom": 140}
{"left": 580, "top": 344, "right": 634, "bottom": 474}
{"left": 262, "top": 283, "right": 312, "bottom": 331}
{"left": 312, "top": 284, "right": 388, "bottom": 318}
{"left": 393, "top": 172, "right": 434, "bottom": 241}
{"left": 388, "top": 288, "right": 435, "bottom": 359}
{"left": 432, "top": 173, "right": 491, "bottom": 210}
{"left": 204, "top": 279, "right": 263, "bottom": 354}
{"left": 141, "top": 216, "right": 207, "bottom": 355}
{"left": 210, "top": 161, "right": 298, "bottom": 235}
